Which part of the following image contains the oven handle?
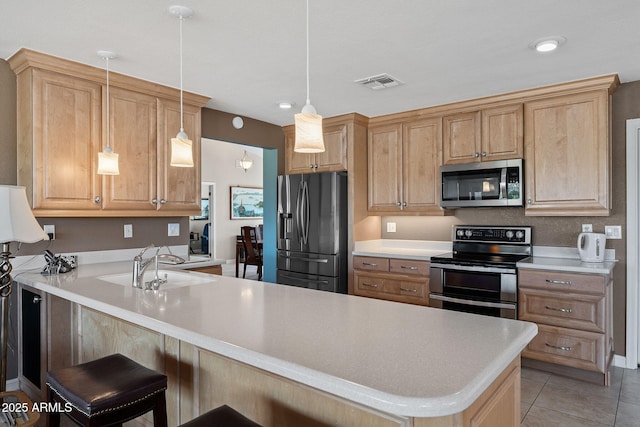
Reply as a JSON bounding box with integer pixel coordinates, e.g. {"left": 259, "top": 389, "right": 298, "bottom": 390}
{"left": 429, "top": 262, "right": 516, "bottom": 275}
{"left": 429, "top": 294, "right": 517, "bottom": 311}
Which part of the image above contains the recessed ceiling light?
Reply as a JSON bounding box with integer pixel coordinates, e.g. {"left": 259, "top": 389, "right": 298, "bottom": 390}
{"left": 536, "top": 40, "right": 558, "bottom": 52}
{"left": 278, "top": 102, "right": 294, "bottom": 109}
{"left": 529, "top": 36, "right": 566, "bottom": 53}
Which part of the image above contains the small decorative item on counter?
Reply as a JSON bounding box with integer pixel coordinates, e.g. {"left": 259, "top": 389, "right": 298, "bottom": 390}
{"left": 41, "top": 250, "right": 77, "bottom": 275}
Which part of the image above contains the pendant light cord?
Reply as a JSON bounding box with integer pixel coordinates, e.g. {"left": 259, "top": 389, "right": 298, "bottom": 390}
{"left": 179, "top": 14, "right": 185, "bottom": 132}
{"left": 105, "top": 57, "right": 111, "bottom": 150}
{"left": 305, "top": 0, "right": 310, "bottom": 106}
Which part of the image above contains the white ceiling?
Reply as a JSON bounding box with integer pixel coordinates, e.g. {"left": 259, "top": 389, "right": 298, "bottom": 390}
{"left": 2, "top": 0, "right": 639, "bottom": 127}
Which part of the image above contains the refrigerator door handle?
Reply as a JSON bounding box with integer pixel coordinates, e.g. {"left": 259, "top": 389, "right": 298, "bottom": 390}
{"left": 279, "top": 254, "right": 329, "bottom": 263}
{"left": 295, "top": 181, "right": 303, "bottom": 244}
{"left": 279, "top": 273, "right": 330, "bottom": 286}
{"left": 301, "top": 181, "right": 310, "bottom": 245}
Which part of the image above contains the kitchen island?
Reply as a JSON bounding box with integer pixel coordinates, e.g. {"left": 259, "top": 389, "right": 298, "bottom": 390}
{"left": 15, "top": 262, "right": 536, "bottom": 426}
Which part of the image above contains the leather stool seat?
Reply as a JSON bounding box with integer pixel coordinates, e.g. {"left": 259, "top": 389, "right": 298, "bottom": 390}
{"left": 46, "top": 353, "right": 167, "bottom": 427}
{"left": 179, "top": 405, "right": 263, "bottom": 427}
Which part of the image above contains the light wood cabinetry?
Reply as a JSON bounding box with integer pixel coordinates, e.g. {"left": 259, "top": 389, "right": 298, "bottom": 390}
{"left": 353, "top": 255, "right": 429, "bottom": 305}
{"left": 518, "top": 268, "right": 613, "bottom": 384}
{"left": 368, "top": 117, "right": 444, "bottom": 214}
{"left": 442, "top": 104, "right": 523, "bottom": 165}
{"left": 184, "top": 264, "right": 223, "bottom": 275}
{"left": 283, "top": 116, "right": 350, "bottom": 174}
{"left": 8, "top": 48, "right": 208, "bottom": 217}
{"left": 524, "top": 90, "right": 612, "bottom": 216}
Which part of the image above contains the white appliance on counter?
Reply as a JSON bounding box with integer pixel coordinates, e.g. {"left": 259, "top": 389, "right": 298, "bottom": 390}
{"left": 577, "top": 232, "right": 606, "bottom": 263}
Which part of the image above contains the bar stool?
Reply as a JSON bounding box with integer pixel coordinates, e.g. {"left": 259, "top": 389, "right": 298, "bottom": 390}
{"left": 46, "top": 353, "right": 167, "bottom": 427}
{"left": 179, "top": 405, "right": 262, "bottom": 427}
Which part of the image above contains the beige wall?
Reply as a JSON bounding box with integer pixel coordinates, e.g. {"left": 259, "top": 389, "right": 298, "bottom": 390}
{"left": 379, "top": 80, "right": 640, "bottom": 356}
{"left": 0, "top": 60, "right": 17, "bottom": 185}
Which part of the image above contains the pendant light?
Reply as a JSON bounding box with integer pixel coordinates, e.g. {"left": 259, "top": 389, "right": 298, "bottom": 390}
{"left": 238, "top": 150, "right": 253, "bottom": 172}
{"left": 97, "top": 50, "right": 120, "bottom": 175}
{"left": 294, "top": 0, "right": 325, "bottom": 153}
{"left": 169, "top": 5, "right": 194, "bottom": 167}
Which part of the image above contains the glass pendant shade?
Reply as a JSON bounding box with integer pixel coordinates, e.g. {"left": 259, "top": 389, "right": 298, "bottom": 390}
{"left": 170, "top": 130, "right": 194, "bottom": 167}
{"left": 294, "top": 103, "right": 325, "bottom": 153}
{"left": 97, "top": 148, "right": 120, "bottom": 175}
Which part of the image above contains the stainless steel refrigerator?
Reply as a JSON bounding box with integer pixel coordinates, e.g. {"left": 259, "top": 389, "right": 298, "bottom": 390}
{"left": 277, "top": 171, "right": 347, "bottom": 293}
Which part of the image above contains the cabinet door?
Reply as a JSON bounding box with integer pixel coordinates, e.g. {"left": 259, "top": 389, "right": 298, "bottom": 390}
{"left": 30, "top": 69, "right": 102, "bottom": 210}
{"left": 524, "top": 91, "right": 610, "bottom": 216}
{"left": 315, "top": 122, "right": 348, "bottom": 172}
{"left": 368, "top": 123, "right": 402, "bottom": 211}
{"left": 442, "top": 111, "right": 481, "bottom": 164}
{"left": 157, "top": 99, "right": 201, "bottom": 213}
{"left": 481, "top": 103, "right": 523, "bottom": 161}
{"left": 284, "top": 128, "right": 314, "bottom": 174}
{"left": 102, "top": 87, "right": 157, "bottom": 211}
{"left": 402, "top": 118, "right": 443, "bottom": 212}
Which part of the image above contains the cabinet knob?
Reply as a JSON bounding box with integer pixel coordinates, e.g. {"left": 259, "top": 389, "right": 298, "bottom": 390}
{"left": 152, "top": 198, "right": 158, "bottom": 205}
{"left": 32, "top": 296, "right": 42, "bottom": 304}
{"left": 160, "top": 199, "right": 166, "bottom": 205}
{"left": 402, "top": 201, "right": 407, "bottom": 207}
{"left": 309, "top": 164, "right": 315, "bottom": 169}
{"left": 94, "top": 196, "right": 101, "bottom": 204}
{"left": 396, "top": 201, "right": 402, "bottom": 207}
{"left": 481, "top": 152, "right": 487, "bottom": 157}
{"left": 526, "top": 198, "right": 532, "bottom": 205}
{"left": 474, "top": 152, "right": 480, "bottom": 158}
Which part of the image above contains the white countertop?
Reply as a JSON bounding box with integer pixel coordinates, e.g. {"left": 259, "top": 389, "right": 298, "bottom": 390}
{"left": 14, "top": 261, "right": 536, "bottom": 418}
{"left": 353, "top": 239, "right": 452, "bottom": 260}
{"left": 517, "top": 245, "right": 617, "bottom": 275}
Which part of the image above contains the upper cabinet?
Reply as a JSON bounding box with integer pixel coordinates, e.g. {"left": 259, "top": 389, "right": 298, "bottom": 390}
{"left": 524, "top": 89, "right": 612, "bottom": 216}
{"left": 443, "top": 104, "right": 523, "bottom": 165}
{"left": 9, "top": 49, "right": 209, "bottom": 217}
{"left": 368, "top": 117, "right": 444, "bottom": 215}
{"left": 283, "top": 116, "right": 351, "bottom": 174}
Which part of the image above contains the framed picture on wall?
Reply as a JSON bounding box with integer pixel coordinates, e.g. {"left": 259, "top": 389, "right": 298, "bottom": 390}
{"left": 230, "top": 186, "right": 263, "bottom": 219}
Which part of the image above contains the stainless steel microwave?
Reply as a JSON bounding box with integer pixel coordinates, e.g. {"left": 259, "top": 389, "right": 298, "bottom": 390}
{"left": 440, "top": 159, "right": 523, "bottom": 208}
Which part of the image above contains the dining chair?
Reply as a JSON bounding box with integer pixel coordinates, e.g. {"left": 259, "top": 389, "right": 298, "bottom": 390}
{"left": 241, "top": 226, "right": 263, "bottom": 280}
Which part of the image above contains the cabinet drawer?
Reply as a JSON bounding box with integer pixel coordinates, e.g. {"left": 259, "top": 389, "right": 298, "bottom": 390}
{"left": 519, "top": 288, "right": 605, "bottom": 333}
{"left": 519, "top": 269, "right": 606, "bottom": 294}
{"left": 354, "top": 272, "right": 429, "bottom": 306}
{"left": 389, "top": 259, "right": 429, "bottom": 276}
{"left": 353, "top": 256, "right": 389, "bottom": 272}
{"left": 523, "top": 324, "right": 605, "bottom": 373}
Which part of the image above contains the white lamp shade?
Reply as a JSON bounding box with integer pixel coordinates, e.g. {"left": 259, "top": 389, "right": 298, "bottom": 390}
{"left": 0, "top": 186, "right": 48, "bottom": 243}
{"left": 97, "top": 151, "right": 120, "bottom": 175}
{"left": 294, "top": 112, "right": 325, "bottom": 153}
{"left": 170, "top": 136, "right": 194, "bottom": 167}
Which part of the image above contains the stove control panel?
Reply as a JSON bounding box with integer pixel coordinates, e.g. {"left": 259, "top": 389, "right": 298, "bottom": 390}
{"left": 453, "top": 226, "right": 531, "bottom": 244}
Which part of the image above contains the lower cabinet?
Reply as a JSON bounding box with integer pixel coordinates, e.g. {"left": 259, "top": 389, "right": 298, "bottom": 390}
{"left": 518, "top": 268, "right": 613, "bottom": 384}
{"left": 18, "top": 285, "right": 73, "bottom": 399}
{"left": 353, "top": 256, "right": 430, "bottom": 306}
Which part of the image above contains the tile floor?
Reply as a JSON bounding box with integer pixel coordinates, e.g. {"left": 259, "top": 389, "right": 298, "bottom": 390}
{"left": 521, "top": 366, "right": 640, "bottom": 426}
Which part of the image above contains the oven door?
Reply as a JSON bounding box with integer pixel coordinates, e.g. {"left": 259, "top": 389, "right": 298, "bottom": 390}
{"left": 429, "top": 263, "right": 517, "bottom": 319}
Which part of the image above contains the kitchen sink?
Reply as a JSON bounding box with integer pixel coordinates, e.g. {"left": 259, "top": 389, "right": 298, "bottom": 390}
{"left": 97, "top": 270, "right": 214, "bottom": 290}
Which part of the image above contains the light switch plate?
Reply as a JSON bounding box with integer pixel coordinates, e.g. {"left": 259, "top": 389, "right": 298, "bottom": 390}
{"left": 604, "top": 225, "right": 622, "bottom": 239}
{"left": 168, "top": 223, "right": 180, "bottom": 237}
{"left": 124, "top": 224, "right": 133, "bottom": 238}
{"left": 581, "top": 224, "right": 593, "bottom": 232}
{"left": 387, "top": 222, "right": 396, "bottom": 233}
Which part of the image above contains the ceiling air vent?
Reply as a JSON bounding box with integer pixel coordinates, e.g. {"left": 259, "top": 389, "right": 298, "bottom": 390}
{"left": 355, "top": 73, "right": 403, "bottom": 90}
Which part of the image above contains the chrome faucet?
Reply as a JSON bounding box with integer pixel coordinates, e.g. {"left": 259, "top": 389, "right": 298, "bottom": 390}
{"left": 132, "top": 245, "right": 185, "bottom": 290}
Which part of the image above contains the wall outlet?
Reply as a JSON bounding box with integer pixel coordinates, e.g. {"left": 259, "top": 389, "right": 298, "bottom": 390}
{"left": 604, "top": 225, "right": 622, "bottom": 239}
{"left": 123, "top": 224, "right": 133, "bottom": 238}
{"left": 581, "top": 224, "right": 593, "bottom": 232}
{"left": 168, "top": 223, "right": 180, "bottom": 237}
{"left": 387, "top": 222, "right": 397, "bottom": 233}
{"left": 44, "top": 224, "right": 55, "bottom": 240}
